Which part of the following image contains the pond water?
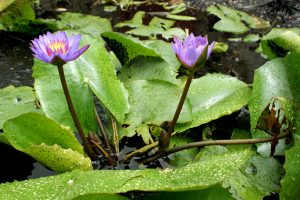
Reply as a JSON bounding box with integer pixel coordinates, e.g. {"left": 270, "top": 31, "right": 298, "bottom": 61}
{"left": 0, "top": 0, "right": 299, "bottom": 183}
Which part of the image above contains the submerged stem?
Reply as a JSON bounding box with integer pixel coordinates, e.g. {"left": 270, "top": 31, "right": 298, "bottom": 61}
{"left": 57, "top": 65, "right": 95, "bottom": 159}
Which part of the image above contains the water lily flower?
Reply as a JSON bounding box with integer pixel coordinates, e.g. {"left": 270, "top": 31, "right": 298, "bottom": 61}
{"left": 171, "top": 33, "right": 215, "bottom": 71}
{"left": 30, "top": 31, "right": 89, "bottom": 66}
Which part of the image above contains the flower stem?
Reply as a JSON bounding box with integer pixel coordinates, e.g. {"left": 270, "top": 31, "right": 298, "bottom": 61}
{"left": 159, "top": 70, "right": 194, "bottom": 152}
{"left": 57, "top": 65, "right": 95, "bottom": 159}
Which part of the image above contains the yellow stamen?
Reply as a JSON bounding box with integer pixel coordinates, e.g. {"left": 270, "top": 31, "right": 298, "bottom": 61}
{"left": 49, "top": 41, "right": 67, "bottom": 55}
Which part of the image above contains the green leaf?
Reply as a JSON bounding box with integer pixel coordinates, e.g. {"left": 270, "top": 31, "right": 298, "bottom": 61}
{"left": 177, "top": 74, "right": 251, "bottom": 132}
{"left": 280, "top": 138, "right": 300, "bottom": 200}
{"left": 243, "top": 34, "right": 260, "bottom": 43}
{"left": 0, "top": 86, "right": 40, "bottom": 129}
{"left": 123, "top": 80, "right": 192, "bottom": 127}
{"left": 166, "top": 14, "right": 196, "bottom": 21}
{"left": 0, "top": 149, "right": 253, "bottom": 199}
{"left": 248, "top": 53, "right": 300, "bottom": 155}
{"left": 260, "top": 28, "right": 300, "bottom": 59}
{"left": 140, "top": 185, "right": 234, "bottom": 200}
{"left": 57, "top": 12, "right": 112, "bottom": 36}
{"left": 0, "top": 0, "right": 15, "bottom": 12}
{"left": 101, "top": 32, "right": 162, "bottom": 65}
{"left": 114, "top": 11, "right": 145, "bottom": 28}
{"left": 72, "top": 31, "right": 129, "bottom": 124}
{"left": 168, "top": 135, "right": 198, "bottom": 167}
{"left": 33, "top": 59, "right": 98, "bottom": 134}
{"left": 118, "top": 57, "right": 180, "bottom": 85}
{"left": 212, "top": 42, "right": 229, "bottom": 53}
{"left": 0, "top": 0, "right": 35, "bottom": 33}
{"left": 207, "top": 4, "right": 269, "bottom": 34}
{"left": 3, "top": 113, "right": 92, "bottom": 172}
{"left": 114, "top": 12, "right": 185, "bottom": 40}
{"left": 224, "top": 156, "right": 284, "bottom": 200}
{"left": 72, "top": 193, "right": 130, "bottom": 200}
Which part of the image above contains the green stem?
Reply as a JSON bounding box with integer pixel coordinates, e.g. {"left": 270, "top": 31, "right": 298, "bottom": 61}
{"left": 167, "top": 70, "right": 194, "bottom": 137}
{"left": 57, "top": 66, "right": 95, "bottom": 159}
{"left": 141, "top": 131, "right": 290, "bottom": 164}
{"left": 166, "top": 131, "right": 290, "bottom": 155}
{"left": 158, "top": 70, "right": 194, "bottom": 152}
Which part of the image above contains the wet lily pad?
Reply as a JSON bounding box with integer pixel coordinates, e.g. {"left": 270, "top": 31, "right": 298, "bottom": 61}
{"left": 260, "top": 28, "right": 300, "bottom": 59}
{"left": 0, "top": 85, "right": 40, "bottom": 129}
{"left": 177, "top": 74, "right": 251, "bottom": 132}
{"left": 57, "top": 12, "right": 112, "bottom": 36}
{"left": 0, "top": 148, "right": 253, "bottom": 199}
{"left": 3, "top": 113, "right": 92, "bottom": 172}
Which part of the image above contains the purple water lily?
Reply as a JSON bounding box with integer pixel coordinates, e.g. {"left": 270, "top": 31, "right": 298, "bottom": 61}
{"left": 30, "top": 31, "right": 89, "bottom": 66}
{"left": 171, "top": 33, "right": 215, "bottom": 70}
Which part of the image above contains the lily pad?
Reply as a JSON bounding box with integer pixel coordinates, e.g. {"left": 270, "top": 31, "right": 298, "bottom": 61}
{"left": 57, "top": 12, "right": 112, "bottom": 36}
{"left": 102, "top": 32, "right": 162, "bottom": 65}
{"left": 207, "top": 4, "right": 269, "bottom": 34}
{"left": 177, "top": 74, "right": 251, "bottom": 132}
{"left": 3, "top": 113, "right": 92, "bottom": 172}
{"left": 260, "top": 28, "right": 300, "bottom": 59}
{"left": 280, "top": 138, "right": 300, "bottom": 200}
{"left": 0, "top": 0, "right": 15, "bottom": 12}
{"left": 121, "top": 80, "right": 192, "bottom": 139}
{"left": 0, "top": 85, "right": 40, "bottom": 129}
{"left": 0, "top": 148, "right": 253, "bottom": 199}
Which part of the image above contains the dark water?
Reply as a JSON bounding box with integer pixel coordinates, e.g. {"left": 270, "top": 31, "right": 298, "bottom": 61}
{"left": 0, "top": 0, "right": 299, "bottom": 183}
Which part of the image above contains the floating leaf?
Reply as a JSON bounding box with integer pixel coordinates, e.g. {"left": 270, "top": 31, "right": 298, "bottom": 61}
{"left": 140, "top": 185, "right": 234, "bottom": 200}
{"left": 102, "top": 32, "right": 162, "bottom": 65}
{"left": 73, "top": 193, "right": 130, "bottom": 200}
{"left": 177, "top": 74, "right": 251, "bottom": 132}
{"left": 120, "top": 80, "right": 192, "bottom": 139}
{"left": 166, "top": 14, "right": 196, "bottom": 21}
{"left": 114, "top": 11, "right": 145, "bottom": 28}
{"left": 244, "top": 34, "right": 260, "bottom": 43}
{"left": 280, "top": 138, "right": 300, "bottom": 200}
{"left": 57, "top": 12, "right": 112, "bottom": 36}
{"left": 212, "top": 42, "right": 229, "bottom": 53}
{"left": 249, "top": 52, "right": 300, "bottom": 156}
{"left": 168, "top": 135, "right": 198, "bottom": 167}
{"left": 260, "top": 28, "right": 300, "bottom": 59}
{"left": 0, "top": 86, "right": 40, "bottom": 129}
{"left": 0, "top": 0, "right": 35, "bottom": 33}
{"left": 33, "top": 58, "right": 98, "bottom": 134}
{"left": 207, "top": 4, "right": 269, "bottom": 34}
{"left": 3, "top": 113, "right": 92, "bottom": 172}
{"left": 0, "top": 0, "right": 15, "bottom": 12}
{"left": 118, "top": 57, "right": 180, "bottom": 85}
{"left": 0, "top": 149, "right": 253, "bottom": 199}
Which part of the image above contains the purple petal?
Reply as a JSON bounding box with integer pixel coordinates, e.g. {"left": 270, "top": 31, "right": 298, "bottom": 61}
{"left": 67, "top": 34, "right": 81, "bottom": 54}
{"left": 65, "top": 44, "right": 90, "bottom": 62}
{"left": 207, "top": 41, "right": 215, "bottom": 59}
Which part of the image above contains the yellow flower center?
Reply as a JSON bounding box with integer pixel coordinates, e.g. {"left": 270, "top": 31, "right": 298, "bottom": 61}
{"left": 48, "top": 41, "right": 67, "bottom": 55}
